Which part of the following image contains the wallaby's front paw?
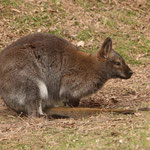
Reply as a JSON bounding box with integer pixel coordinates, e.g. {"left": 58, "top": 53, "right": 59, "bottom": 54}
{"left": 39, "top": 112, "right": 48, "bottom": 119}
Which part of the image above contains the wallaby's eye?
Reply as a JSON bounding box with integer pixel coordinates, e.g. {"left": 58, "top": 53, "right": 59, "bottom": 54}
{"left": 114, "top": 62, "right": 121, "bottom": 66}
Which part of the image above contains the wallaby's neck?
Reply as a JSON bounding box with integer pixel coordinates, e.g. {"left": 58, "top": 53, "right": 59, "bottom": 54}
{"left": 92, "top": 55, "right": 109, "bottom": 86}
{"left": 73, "top": 51, "right": 109, "bottom": 88}
{"left": 73, "top": 51, "right": 108, "bottom": 77}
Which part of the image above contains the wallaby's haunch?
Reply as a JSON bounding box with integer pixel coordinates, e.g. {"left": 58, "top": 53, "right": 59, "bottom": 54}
{"left": 0, "top": 33, "right": 133, "bottom": 117}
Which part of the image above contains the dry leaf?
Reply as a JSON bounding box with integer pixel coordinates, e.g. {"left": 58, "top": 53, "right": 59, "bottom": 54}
{"left": 77, "top": 41, "right": 85, "bottom": 47}
{"left": 11, "top": 9, "right": 21, "bottom": 13}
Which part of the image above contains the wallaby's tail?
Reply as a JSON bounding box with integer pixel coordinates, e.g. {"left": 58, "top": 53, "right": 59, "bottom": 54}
{"left": 45, "top": 107, "right": 136, "bottom": 118}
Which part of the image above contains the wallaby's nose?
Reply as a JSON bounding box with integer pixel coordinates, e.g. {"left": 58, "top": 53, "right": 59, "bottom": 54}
{"left": 129, "top": 70, "right": 133, "bottom": 76}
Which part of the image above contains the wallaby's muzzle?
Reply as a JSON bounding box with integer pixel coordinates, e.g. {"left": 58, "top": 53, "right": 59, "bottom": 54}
{"left": 128, "top": 70, "right": 133, "bottom": 77}
{"left": 121, "top": 67, "right": 133, "bottom": 79}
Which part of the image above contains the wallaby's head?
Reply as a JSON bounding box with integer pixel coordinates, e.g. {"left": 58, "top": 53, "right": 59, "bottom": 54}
{"left": 97, "top": 37, "right": 133, "bottom": 79}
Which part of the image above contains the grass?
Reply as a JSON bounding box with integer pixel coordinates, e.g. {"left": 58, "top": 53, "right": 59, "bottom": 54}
{"left": 0, "top": 0, "right": 150, "bottom": 149}
{"left": 1, "top": 111, "right": 150, "bottom": 150}
{"left": 0, "top": 0, "right": 149, "bottom": 65}
{"left": 0, "top": 0, "right": 149, "bottom": 64}
{"left": 77, "top": 29, "right": 94, "bottom": 41}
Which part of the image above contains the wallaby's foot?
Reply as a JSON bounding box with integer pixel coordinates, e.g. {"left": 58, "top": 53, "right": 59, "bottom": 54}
{"left": 27, "top": 103, "right": 41, "bottom": 118}
{"left": 30, "top": 110, "right": 40, "bottom": 118}
{"left": 39, "top": 112, "right": 48, "bottom": 119}
{"left": 29, "top": 110, "right": 47, "bottom": 118}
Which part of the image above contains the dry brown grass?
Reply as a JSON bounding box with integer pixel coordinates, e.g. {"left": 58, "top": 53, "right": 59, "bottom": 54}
{"left": 0, "top": 0, "right": 150, "bottom": 149}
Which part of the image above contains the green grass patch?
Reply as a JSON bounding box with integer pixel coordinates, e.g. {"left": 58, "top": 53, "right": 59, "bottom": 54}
{"left": 1, "top": 0, "right": 21, "bottom": 7}
{"left": 77, "top": 29, "right": 94, "bottom": 41}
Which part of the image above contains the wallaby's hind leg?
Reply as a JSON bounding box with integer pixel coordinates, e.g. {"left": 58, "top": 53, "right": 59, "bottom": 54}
{"left": 26, "top": 100, "right": 46, "bottom": 117}
{"left": 1, "top": 77, "right": 43, "bottom": 117}
{"left": 2, "top": 95, "right": 41, "bottom": 117}
{"left": 25, "top": 99, "right": 40, "bottom": 117}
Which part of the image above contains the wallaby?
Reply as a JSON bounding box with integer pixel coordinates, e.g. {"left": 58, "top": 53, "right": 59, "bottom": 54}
{"left": 0, "top": 33, "right": 133, "bottom": 117}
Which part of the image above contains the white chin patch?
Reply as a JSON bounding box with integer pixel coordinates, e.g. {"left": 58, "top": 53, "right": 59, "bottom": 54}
{"left": 37, "top": 80, "right": 48, "bottom": 100}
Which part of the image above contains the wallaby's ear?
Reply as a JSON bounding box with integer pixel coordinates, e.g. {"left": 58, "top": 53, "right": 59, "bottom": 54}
{"left": 98, "top": 37, "right": 112, "bottom": 59}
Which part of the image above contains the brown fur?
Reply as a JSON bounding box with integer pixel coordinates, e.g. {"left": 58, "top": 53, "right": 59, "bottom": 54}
{"left": 0, "top": 33, "right": 133, "bottom": 117}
